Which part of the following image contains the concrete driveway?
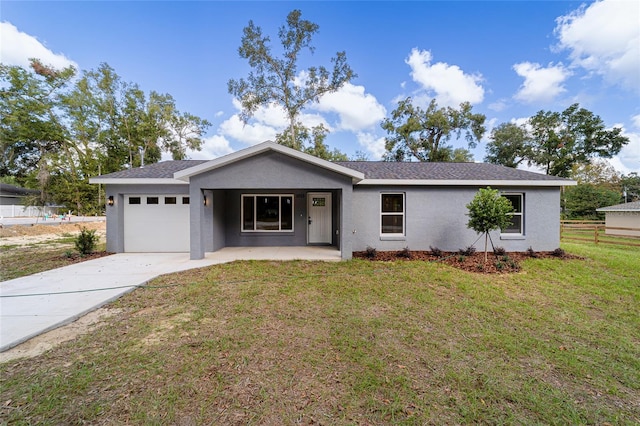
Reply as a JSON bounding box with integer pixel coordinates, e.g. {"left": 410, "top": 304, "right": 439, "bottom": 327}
{"left": 0, "top": 247, "right": 340, "bottom": 352}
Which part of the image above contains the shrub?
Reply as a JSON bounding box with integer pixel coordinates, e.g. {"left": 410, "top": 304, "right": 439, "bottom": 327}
{"left": 552, "top": 248, "right": 566, "bottom": 258}
{"left": 398, "top": 246, "right": 412, "bottom": 258}
{"left": 75, "top": 227, "right": 98, "bottom": 256}
{"left": 458, "top": 246, "right": 476, "bottom": 256}
{"left": 429, "top": 246, "right": 443, "bottom": 257}
{"left": 509, "top": 259, "right": 520, "bottom": 271}
{"left": 526, "top": 246, "right": 539, "bottom": 258}
{"left": 365, "top": 246, "right": 377, "bottom": 259}
{"left": 493, "top": 246, "right": 506, "bottom": 255}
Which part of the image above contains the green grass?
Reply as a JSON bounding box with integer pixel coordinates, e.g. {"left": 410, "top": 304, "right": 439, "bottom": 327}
{"left": 0, "top": 242, "right": 107, "bottom": 281}
{"left": 0, "top": 242, "right": 638, "bottom": 424}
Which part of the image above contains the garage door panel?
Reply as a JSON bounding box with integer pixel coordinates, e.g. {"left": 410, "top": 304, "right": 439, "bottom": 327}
{"left": 124, "top": 195, "right": 189, "bottom": 252}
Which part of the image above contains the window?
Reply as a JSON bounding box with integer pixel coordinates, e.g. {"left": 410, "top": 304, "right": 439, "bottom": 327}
{"left": 502, "top": 193, "right": 524, "bottom": 235}
{"left": 381, "top": 193, "right": 404, "bottom": 235}
{"left": 147, "top": 197, "right": 159, "bottom": 205}
{"left": 242, "top": 194, "right": 294, "bottom": 232}
{"left": 128, "top": 197, "right": 141, "bottom": 205}
{"left": 182, "top": 197, "right": 190, "bottom": 204}
{"left": 165, "top": 197, "right": 177, "bottom": 205}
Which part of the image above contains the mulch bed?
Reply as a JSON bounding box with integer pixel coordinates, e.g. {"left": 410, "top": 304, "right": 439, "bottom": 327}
{"left": 63, "top": 251, "right": 112, "bottom": 264}
{"left": 353, "top": 249, "right": 579, "bottom": 274}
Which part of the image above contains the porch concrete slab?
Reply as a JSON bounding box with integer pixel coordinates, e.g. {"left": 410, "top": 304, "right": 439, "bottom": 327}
{"left": 206, "top": 246, "right": 342, "bottom": 262}
{"left": 0, "top": 247, "right": 340, "bottom": 353}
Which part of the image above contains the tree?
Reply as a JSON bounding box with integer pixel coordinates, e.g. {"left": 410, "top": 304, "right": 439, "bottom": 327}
{"left": 620, "top": 172, "right": 640, "bottom": 202}
{"left": 562, "top": 184, "right": 621, "bottom": 219}
{"left": 443, "top": 147, "right": 474, "bottom": 162}
{"left": 0, "top": 60, "right": 76, "bottom": 208}
{"left": 228, "top": 9, "right": 355, "bottom": 151}
{"left": 466, "top": 187, "right": 514, "bottom": 262}
{"left": 569, "top": 159, "right": 620, "bottom": 190}
{"left": 485, "top": 104, "right": 629, "bottom": 177}
{"left": 484, "top": 122, "right": 530, "bottom": 168}
{"left": 1, "top": 60, "right": 210, "bottom": 214}
{"left": 381, "top": 97, "right": 486, "bottom": 162}
{"left": 0, "top": 59, "right": 75, "bottom": 179}
{"left": 274, "top": 122, "right": 347, "bottom": 161}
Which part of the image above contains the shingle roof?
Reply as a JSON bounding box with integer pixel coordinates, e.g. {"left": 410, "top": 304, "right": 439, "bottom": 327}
{"left": 94, "top": 158, "right": 573, "bottom": 184}
{"left": 334, "top": 161, "right": 571, "bottom": 182}
{"left": 96, "top": 160, "right": 207, "bottom": 179}
{"left": 0, "top": 183, "right": 39, "bottom": 196}
{"left": 596, "top": 201, "right": 640, "bottom": 212}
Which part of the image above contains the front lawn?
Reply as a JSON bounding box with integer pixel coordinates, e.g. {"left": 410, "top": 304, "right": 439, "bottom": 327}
{"left": 1, "top": 243, "right": 638, "bottom": 424}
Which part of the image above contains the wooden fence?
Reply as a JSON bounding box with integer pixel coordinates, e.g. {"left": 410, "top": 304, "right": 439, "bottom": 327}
{"left": 560, "top": 220, "right": 640, "bottom": 247}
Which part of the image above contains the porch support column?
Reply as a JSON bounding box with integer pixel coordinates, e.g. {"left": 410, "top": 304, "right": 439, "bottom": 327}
{"left": 189, "top": 185, "right": 205, "bottom": 260}
{"left": 340, "top": 186, "right": 353, "bottom": 260}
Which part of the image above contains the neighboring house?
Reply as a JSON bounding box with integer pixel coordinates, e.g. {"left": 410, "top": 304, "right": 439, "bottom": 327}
{"left": 90, "top": 141, "right": 576, "bottom": 260}
{"left": 0, "top": 183, "right": 44, "bottom": 218}
{"left": 596, "top": 201, "right": 640, "bottom": 237}
{"left": 0, "top": 183, "right": 38, "bottom": 205}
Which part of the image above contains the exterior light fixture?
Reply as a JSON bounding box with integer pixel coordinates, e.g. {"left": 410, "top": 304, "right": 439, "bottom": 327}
{"left": 107, "top": 196, "right": 114, "bottom": 207}
{"left": 203, "top": 195, "right": 207, "bottom": 206}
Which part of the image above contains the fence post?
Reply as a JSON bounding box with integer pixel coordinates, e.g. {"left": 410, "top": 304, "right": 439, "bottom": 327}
{"left": 594, "top": 225, "right": 599, "bottom": 244}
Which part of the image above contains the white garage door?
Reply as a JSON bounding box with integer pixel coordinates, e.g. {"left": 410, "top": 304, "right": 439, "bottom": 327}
{"left": 124, "top": 195, "right": 190, "bottom": 252}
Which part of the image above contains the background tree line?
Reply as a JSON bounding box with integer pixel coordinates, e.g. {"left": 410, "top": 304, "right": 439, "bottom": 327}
{"left": 2, "top": 9, "right": 633, "bottom": 220}
{"left": 1, "top": 59, "right": 210, "bottom": 214}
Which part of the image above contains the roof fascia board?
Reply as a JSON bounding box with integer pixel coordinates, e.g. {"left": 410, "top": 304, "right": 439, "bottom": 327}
{"left": 174, "top": 141, "right": 364, "bottom": 182}
{"left": 357, "top": 179, "right": 577, "bottom": 187}
{"left": 597, "top": 208, "right": 639, "bottom": 212}
{"left": 89, "top": 178, "right": 187, "bottom": 185}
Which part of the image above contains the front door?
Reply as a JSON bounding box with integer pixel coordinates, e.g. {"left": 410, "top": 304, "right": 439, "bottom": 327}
{"left": 307, "top": 192, "right": 332, "bottom": 244}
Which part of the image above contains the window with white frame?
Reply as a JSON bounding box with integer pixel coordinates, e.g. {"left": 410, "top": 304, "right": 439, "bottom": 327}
{"left": 381, "top": 193, "right": 405, "bottom": 235}
{"left": 501, "top": 193, "right": 524, "bottom": 235}
{"left": 242, "top": 194, "right": 294, "bottom": 232}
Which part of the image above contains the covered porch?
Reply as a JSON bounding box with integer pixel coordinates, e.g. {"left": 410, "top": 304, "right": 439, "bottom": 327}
{"left": 195, "top": 188, "right": 349, "bottom": 259}
{"left": 175, "top": 143, "right": 363, "bottom": 261}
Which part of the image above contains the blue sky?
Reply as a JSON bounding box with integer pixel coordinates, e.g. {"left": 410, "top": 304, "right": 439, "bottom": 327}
{"left": 2, "top": 1, "right": 639, "bottom": 174}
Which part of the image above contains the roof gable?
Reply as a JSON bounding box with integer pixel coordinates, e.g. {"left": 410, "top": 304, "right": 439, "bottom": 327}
{"left": 174, "top": 141, "right": 364, "bottom": 183}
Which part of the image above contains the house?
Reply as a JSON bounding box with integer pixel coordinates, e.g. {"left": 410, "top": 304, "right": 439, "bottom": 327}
{"left": 90, "top": 141, "right": 576, "bottom": 260}
{"left": 596, "top": 201, "right": 640, "bottom": 237}
{"left": 0, "top": 183, "right": 40, "bottom": 217}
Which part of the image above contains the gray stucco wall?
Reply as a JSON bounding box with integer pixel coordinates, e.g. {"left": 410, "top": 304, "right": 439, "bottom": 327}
{"left": 104, "top": 183, "right": 189, "bottom": 253}
{"left": 351, "top": 186, "right": 561, "bottom": 253}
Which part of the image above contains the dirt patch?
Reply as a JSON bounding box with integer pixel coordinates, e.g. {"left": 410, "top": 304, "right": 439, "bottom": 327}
{"left": 0, "top": 221, "right": 106, "bottom": 248}
{"left": 353, "top": 248, "right": 579, "bottom": 274}
{"left": 0, "top": 307, "right": 122, "bottom": 363}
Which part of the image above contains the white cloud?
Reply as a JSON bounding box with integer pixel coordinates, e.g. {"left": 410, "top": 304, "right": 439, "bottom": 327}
{"left": 0, "top": 22, "right": 78, "bottom": 70}
{"left": 513, "top": 62, "right": 571, "bottom": 104}
{"left": 610, "top": 127, "right": 640, "bottom": 175}
{"left": 405, "top": 48, "right": 484, "bottom": 107}
{"left": 488, "top": 99, "right": 509, "bottom": 112}
{"left": 356, "top": 132, "right": 386, "bottom": 159}
{"left": 631, "top": 114, "right": 640, "bottom": 130}
{"left": 219, "top": 114, "right": 278, "bottom": 146}
{"left": 188, "top": 135, "right": 234, "bottom": 160}
{"left": 315, "top": 83, "right": 387, "bottom": 131}
{"left": 555, "top": 0, "right": 640, "bottom": 92}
